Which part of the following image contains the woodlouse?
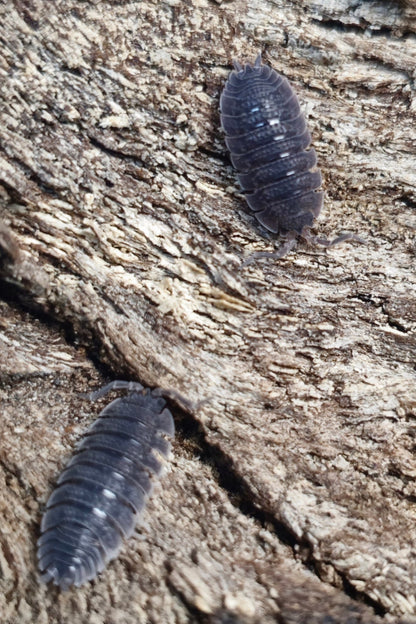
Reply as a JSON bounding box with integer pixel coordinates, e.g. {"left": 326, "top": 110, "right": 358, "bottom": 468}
{"left": 220, "top": 54, "right": 361, "bottom": 260}
{"left": 37, "top": 381, "right": 174, "bottom": 590}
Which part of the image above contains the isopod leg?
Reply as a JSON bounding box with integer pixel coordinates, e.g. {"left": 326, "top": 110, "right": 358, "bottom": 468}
{"left": 326, "top": 232, "right": 366, "bottom": 247}
{"left": 87, "top": 380, "right": 144, "bottom": 401}
{"left": 241, "top": 234, "right": 298, "bottom": 267}
{"left": 302, "top": 228, "right": 365, "bottom": 248}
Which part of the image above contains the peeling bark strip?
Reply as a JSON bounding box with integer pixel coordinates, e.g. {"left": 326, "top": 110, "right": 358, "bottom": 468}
{"left": 1, "top": 0, "right": 416, "bottom": 622}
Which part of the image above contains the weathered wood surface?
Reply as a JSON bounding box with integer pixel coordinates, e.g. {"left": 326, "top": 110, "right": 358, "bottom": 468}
{"left": 1, "top": 0, "right": 416, "bottom": 622}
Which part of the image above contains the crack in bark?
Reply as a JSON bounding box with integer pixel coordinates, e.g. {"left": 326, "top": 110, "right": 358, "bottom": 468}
{"left": 198, "top": 145, "right": 230, "bottom": 166}
{"left": 175, "top": 411, "right": 387, "bottom": 620}
{"left": 0, "top": 265, "right": 397, "bottom": 620}
{"left": 399, "top": 195, "right": 416, "bottom": 210}
{"left": 305, "top": 551, "right": 388, "bottom": 619}
{"left": 309, "top": 15, "right": 415, "bottom": 86}
{"left": 0, "top": 457, "right": 37, "bottom": 505}
{"left": 87, "top": 135, "right": 146, "bottom": 166}
{"left": 1, "top": 152, "right": 61, "bottom": 198}
{"left": 311, "top": 14, "right": 413, "bottom": 39}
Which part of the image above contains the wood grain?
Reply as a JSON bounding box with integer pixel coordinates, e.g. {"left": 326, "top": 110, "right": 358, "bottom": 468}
{"left": 1, "top": 0, "right": 416, "bottom": 621}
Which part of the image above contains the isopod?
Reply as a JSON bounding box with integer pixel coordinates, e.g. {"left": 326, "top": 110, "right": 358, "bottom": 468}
{"left": 220, "top": 54, "right": 362, "bottom": 260}
{"left": 37, "top": 381, "right": 174, "bottom": 590}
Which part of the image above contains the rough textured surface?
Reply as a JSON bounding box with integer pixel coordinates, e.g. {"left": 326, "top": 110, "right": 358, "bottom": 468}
{"left": 1, "top": 0, "right": 416, "bottom": 622}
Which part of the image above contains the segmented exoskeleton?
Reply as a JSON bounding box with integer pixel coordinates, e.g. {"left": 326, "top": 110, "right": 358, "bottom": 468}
{"left": 220, "top": 54, "right": 362, "bottom": 260}
{"left": 37, "top": 381, "right": 174, "bottom": 590}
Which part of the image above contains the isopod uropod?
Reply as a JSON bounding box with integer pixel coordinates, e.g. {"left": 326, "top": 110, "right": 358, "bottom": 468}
{"left": 220, "top": 54, "right": 362, "bottom": 260}
{"left": 37, "top": 381, "right": 175, "bottom": 590}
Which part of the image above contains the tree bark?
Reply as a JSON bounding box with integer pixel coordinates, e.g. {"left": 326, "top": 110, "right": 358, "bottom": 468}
{"left": 1, "top": 0, "right": 416, "bottom": 622}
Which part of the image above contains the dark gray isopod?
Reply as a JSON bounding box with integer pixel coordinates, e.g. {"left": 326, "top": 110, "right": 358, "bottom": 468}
{"left": 37, "top": 381, "right": 175, "bottom": 590}
{"left": 220, "top": 54, "right": 361, "bottom": 259}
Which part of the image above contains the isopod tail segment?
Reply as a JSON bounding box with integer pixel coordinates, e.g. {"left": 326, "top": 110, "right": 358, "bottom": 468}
{"left": 232, "top": 51, "right": 262, "bottom": 73}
